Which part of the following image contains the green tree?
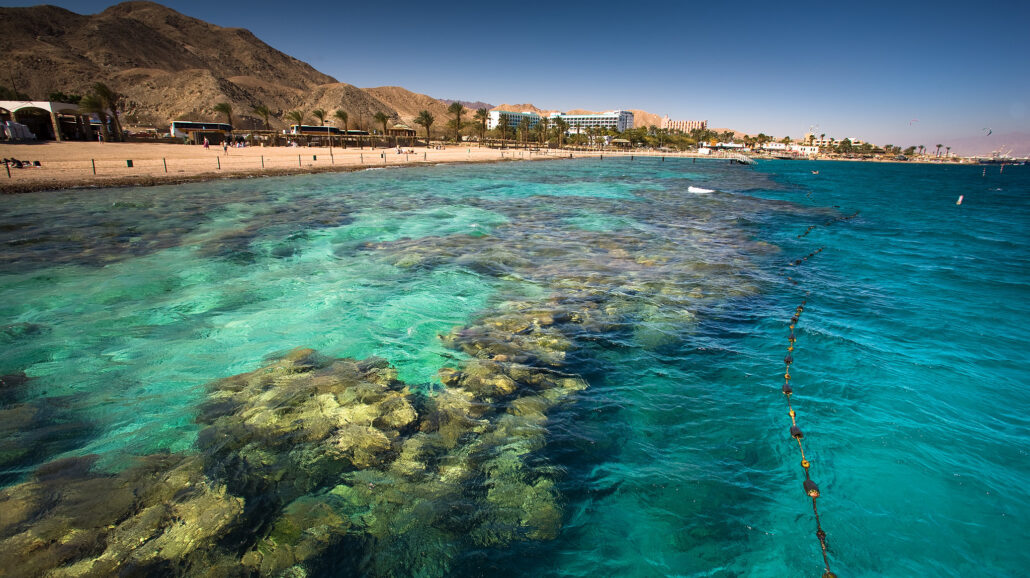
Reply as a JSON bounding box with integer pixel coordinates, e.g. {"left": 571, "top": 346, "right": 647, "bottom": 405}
{"left": 447, "top": 102, "right": 465, "bottom": 143}
{"left": 286, "top": 110, "right": 306, "bottom": 129}
{"left": 946, "top": 146, "right": 951, "bottom": 158}
{"left": 92, "top": 83, "right": 124, "bottom": 141}
{"left": 373, "top": 111, "right": 389, "bottom": 147}
{"left": 47, "top": 91, "right": 82, "bottom": 104}
{"left": 252, "top": 105, "right": 271, "bottom": 130}
{"left": 473, "top": 108, "right": 489, "bottom": 145}
{"left": 312, "top": 109, "right": 327, "bottom": 125}
{"left": 518, "top": 117, "right": 531, "bottom": 148}
{"left": 553, "top": 117, "right": 569, "bottom": 148}
{"left": 495, "top": 115, "right": 509, "bottom": 144}
{"left": 935, "top": 143, "right": 943, "bottom": 157}
{"left": 213, "top": 102, "right": 233, "bottom": 128}
{"left": 0, "top": 85, "right": 31, "bottom": 100}
{"left": 78, "top": 94, "right": 110, "bottom": 141}
{"left": 334, "top": 110, "right": 349, "bottom": 148}
{"left": 536, "top": 117, "right": 549, "bottom": 145}
{"left": 837, "top": 138, "right": 854, "bottom": 154}
{"left": 414, "top": 110, "right": 434, "bottom": 147}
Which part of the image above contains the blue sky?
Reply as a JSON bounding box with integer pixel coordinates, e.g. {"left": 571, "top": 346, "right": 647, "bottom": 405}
{"left": 8, "top": 0, "right": 1030, "bottom": 146}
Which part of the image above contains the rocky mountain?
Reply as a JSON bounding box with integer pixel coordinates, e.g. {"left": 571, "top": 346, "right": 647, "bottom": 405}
{"left": 0, "top": 2, "right": 446, "bottom": 130}
{"left": 438, "top": 99, "right": 494, "bottom": 111}
{"left": 0, "top": 1, "right": 688, "bottom": 135}
{"left": 362, "top": 87, "right": 455, "bottom": 127}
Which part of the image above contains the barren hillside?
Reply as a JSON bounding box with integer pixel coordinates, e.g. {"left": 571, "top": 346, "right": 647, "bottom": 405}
{"left": 362, "top": 87, "right": 453, "bottom": 125}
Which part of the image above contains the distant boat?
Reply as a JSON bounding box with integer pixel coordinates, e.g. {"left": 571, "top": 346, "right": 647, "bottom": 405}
{"left": 687, "top": 186, "right": 714, "bottom": 194}
{"left": 811, "top": 170, "right": 819, "bottom": 175}
{"left": 772, "top": 154, "right": 796, "bottom": 160}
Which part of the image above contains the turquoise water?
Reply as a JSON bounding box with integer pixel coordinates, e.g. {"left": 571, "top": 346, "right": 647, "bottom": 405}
{"left": 0, "top": 159, "right": 1027, "bottom": 576}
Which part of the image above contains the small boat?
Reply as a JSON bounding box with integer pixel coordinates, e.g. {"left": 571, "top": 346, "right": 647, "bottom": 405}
{"left": 811, "top": 170, "right": 819, "bottom": 175}
{"left": 687, "top": 186, "right": 714, "bottom": 194}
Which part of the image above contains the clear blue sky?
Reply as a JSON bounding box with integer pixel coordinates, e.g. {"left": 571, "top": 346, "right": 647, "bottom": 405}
{"left": 8, "top": 0, "right": 1030, "bottom": 146}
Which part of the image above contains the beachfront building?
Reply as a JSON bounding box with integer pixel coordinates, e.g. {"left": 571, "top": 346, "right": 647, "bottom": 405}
{"left": 805, "top": 134, "right": 864, "bottom": 148}
{"left": 660, "top": 116, "right": 707, "bottom": 132}
{"left": 487, "top": 110, "right": 541, "bottom": 130}
{"left": 172, "top": 120, "right": 233, "bottom": 144}
{"left": 550, "top": 110, "right": 634, "bottom": 133}
{"left": 0, "top": 100, "right": 96, "bottom": 141}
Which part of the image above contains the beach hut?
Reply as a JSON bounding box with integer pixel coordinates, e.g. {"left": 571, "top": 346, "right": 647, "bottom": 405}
{"left": 387, "top": 123, "right": 416, "bottom": 146}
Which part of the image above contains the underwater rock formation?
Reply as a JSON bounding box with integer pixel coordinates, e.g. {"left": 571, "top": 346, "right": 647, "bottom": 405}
{"left": 0, "top": 295, "right": 598, "bottom": 576}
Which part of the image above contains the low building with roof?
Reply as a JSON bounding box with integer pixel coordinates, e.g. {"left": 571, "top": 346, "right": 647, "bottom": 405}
{"left": 0, "top": 100, "right": 96, "bottom": 141}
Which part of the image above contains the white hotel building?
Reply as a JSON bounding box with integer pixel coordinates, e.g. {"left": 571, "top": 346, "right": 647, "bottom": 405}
{"left": 487, "top": 110, "right": 541, "bottom": 130}
{"left": 549, "top": 110, "right": 634, "bottom": 133}
{"left": 488, "top": 109, "right": 635, "bottom": 133}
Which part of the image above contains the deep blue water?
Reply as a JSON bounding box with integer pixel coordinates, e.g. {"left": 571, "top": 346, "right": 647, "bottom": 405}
{"left": 0, "top": 158, "right": 1027, "bottom": 576}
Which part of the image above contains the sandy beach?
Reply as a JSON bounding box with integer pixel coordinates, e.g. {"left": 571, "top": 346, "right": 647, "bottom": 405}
{"left": 0, "top": 142, "right": 570, "bottom": 194}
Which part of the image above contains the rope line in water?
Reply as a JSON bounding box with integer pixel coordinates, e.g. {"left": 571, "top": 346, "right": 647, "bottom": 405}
{"left": 777, "top": 206, "right": 858, "bottom": 576}
{"left": 782, "top": 300, "right": 836, "bottom": 578}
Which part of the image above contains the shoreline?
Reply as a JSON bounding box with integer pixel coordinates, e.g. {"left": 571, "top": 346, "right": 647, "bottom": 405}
{"left": 0, "top": 142, "right": 569, "bottom": 195}
{"left": 0, "top": 141, "right": 975, "bottom": 195}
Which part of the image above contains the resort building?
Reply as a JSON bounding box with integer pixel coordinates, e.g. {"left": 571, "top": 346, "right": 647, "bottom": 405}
{"left": 487, "top": 110, "right": 541, "bottom": 130}
{"left": 805, "top": 134, "right": 864, "bottom": 148}
{"left": 0, "top": 100, "right": 97, "bottom": 141}
{"left": 660, "top": 116, "right": 708, "bottom": 132}
{"left": 549, "top": 110, "right": 634, "bottom": 133}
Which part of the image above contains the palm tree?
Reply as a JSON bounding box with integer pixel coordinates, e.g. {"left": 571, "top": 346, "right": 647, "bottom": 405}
{"left": 935, "top": 143, "right": 943, "bottom": 157}
{"left": 311, "top": 109, "right": 329, "bottom": 147}
{"left": 554, "top": 117, "right": 569, "bottom": 148}
{"left": 537, "top": 117, "right": 549, "bottom": 145}
{"left": 519, "top": 117, "right": 531, "bottom": 149}
{"left": 334, "top": 110, "right": 349, "bottom": 148}
{"left": 495, "top": 116, "right": 509, "bottom": 145}
{"left": 918, "top": 145, "right": 925, "bottom": 156}
{"left": 213, "top": 102, "right": 233, "bottom": 128}
{"left": 473, "top": 108, "right": 489, "bottom": 145}
{"left": 78, "top": 94, "right": 110, "bottom": 141}
{"left": 945, "top": 146, "right": 951, "bottom": 158}
{"left": 448, "top": 102, "right": 465, "bottom": 143}
{"left": 373, "top": 111, "right": 389, "bottom": 147}
{"left": 252, "top": 104, "right": 271, "bottom": 130}
{"left": 286, "top": 110, "right": 305, "bottom": 132}
{"left": 92, "top": 82, "right": 123, "bottom": 141}
{"left": 414, "top": 110, "right": 434, "bottom": 147}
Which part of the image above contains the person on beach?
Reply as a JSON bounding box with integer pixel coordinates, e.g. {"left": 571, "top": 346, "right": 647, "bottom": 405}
{"left": 223, "top": 140, "right": 228, "bottom": 155}
{"left": 203, "top": 137, "right": 209, "bottom": 149}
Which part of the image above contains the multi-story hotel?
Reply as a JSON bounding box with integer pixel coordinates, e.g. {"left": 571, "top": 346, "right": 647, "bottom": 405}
{"left": 487, "top": 110, "right": 541, "bottom": 130}
{"left": 550, "top": 110, "right": 634, "bottom": 133}
{"left": 660, "top": 116, "right": 707, "bottom": 132}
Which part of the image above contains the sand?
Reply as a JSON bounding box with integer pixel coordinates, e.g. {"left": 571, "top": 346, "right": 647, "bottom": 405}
{"left": 0, "top": 142, "right": 569, "bottom": 194}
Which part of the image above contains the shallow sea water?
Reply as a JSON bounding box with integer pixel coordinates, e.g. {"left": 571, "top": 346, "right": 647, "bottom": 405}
{"left": 0, "top": 158, "right": 1027, "bottom": 576}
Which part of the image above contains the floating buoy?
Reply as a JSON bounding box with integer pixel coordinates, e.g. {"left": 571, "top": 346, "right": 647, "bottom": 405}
{"left": 956, "top": 195, "right": 964, "bottom": 205}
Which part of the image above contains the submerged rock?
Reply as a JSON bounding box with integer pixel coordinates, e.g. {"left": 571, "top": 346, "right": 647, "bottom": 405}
{"left": 0, "top": 299, "right": 595, "bottom": 577}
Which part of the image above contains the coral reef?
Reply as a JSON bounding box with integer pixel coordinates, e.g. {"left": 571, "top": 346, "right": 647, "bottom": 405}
{"left": 0, "top": 296, "right": 596, "bottom": 576}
